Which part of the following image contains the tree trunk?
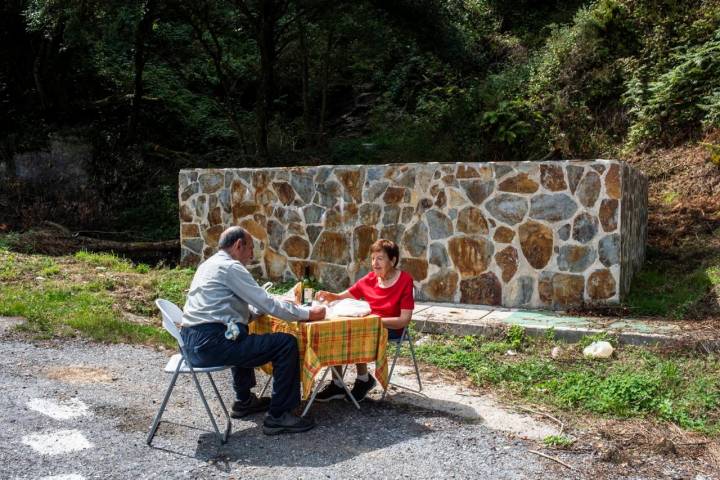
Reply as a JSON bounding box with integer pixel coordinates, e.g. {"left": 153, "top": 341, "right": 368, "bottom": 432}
{"left": 128, "top": 0, "right": 157, "bottom": 142}
{"left": 298, "top": 16, "right": 313, "bottom": 147}
{"left": 319, "top": 28, "right": 334, "bottom": 139}
{"left": 255, "top": 1, "right": 278, "bottom": 161}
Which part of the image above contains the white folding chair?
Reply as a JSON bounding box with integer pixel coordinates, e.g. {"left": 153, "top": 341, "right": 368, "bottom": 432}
{"left": 146, "top": 299, "right": 231, "bottom": 446}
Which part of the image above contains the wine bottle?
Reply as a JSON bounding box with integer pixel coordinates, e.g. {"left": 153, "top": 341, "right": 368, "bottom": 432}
{"left": 302, "top": 266, "right": 313, "bottom": 305}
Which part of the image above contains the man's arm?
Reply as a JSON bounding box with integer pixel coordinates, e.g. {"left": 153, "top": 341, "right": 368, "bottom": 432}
{"left": 226, "top": 264, "right": 322, "bottom": 322}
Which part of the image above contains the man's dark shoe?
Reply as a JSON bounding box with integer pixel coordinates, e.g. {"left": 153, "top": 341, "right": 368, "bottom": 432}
{"left": 231, "top": 393, "right": 271, "bottom": 418}
{"left": 349, "top": 375, "right": 376, "bottom": 402}
{"left": 262, "top": 411, "right": 316, "bottom": 435}
{"left": 314, "top": 381, "right": 347, "bottom": 402}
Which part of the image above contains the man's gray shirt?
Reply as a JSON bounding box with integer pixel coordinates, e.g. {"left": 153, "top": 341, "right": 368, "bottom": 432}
{"left": 182, "top": 250, "right": 309, "bottom": 328}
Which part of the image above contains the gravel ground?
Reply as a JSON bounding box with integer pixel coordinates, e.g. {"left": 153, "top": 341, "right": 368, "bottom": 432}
{"left": 0, "top": 338, "right": 585, "bottom": 480}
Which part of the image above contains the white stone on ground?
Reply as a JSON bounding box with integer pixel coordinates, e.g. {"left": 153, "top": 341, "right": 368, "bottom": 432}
{"left": 21, "top": 429, "right": 93, "bottom": 455}
{"left": 27, "top": 398, "right": 91, "bottom": 421}
{"left": 38, "top": 475, "right": 86, "bottom": 480}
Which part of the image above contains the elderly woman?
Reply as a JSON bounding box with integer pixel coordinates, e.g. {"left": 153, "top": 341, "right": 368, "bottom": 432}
{"left": 314, "top": 238, "right": 414, "bottom": 402}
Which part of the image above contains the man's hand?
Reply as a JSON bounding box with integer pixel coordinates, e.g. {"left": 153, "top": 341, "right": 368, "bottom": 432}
{"left": 307, "top": 305, "right": 326, "bottom": 321}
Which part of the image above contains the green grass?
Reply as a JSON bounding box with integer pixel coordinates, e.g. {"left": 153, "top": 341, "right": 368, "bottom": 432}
{"left": 409, "top": 330, "right": 720, "bottom": 435}
{"left": 625, "top": 249, "right": 720, "bottom": 318}
{"left": 543, "top": 435, "right": 575, "bottom": 448}
{"left": 74, "top": 250, "right": 135, "bottom": 272}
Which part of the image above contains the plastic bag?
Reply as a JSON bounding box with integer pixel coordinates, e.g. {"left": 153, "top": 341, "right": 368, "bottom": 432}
{"left": 322, "top": 298, "right": 371, "bottom": 318}
{"left": 583, "top": 341, "right": 614, "bottom": 358}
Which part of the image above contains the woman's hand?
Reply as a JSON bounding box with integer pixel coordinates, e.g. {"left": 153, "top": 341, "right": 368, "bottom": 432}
{"left": 315, "top": 290, "right": 341, "bottom": 303}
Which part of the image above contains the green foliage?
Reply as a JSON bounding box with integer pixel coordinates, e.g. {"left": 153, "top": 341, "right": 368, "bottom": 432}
{"left": 579, "top": 331, "right": 617, "bottom": 349}
{"left": 74, "top": 250, "right": 134, "bottom": 272}
{"left": 413, "top": 334, "right": 720, "bottom": 434}
{"left": 151, "top": 267, "right": 195, "bottom": 307}
{"left": 506, "top": 324, "right": 526, "bottom": 351}
{"left": 543, "top": 435, "right": 575, "bottom": 448}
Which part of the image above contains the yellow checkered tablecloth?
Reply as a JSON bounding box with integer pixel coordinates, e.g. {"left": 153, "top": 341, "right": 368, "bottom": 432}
{"left": 249, "top": 314, "right": 389, "bottom": 399}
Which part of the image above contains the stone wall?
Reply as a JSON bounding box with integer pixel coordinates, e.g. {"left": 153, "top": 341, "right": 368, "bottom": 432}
{"left": 179, "top": 160, "right": 647, "bottom": 309}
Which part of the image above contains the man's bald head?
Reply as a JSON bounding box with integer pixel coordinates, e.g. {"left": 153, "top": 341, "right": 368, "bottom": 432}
{"left": 218, "top": 226, "right": 250, "bottom": 250}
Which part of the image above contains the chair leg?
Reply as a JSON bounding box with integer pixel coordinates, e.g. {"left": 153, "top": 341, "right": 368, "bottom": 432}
{"left": 381, "top": 341, "right": 402, "bottom": 401}
{"left": 189, "top": 368, "right": 225, "bottom": 445}
{"left": 259, "top": 375, "right": 272, "bottom": 397}
{"left": 301, "top": 366, "right": 331, "bottom": 417}
{"left": 146, "top": 367, "right": 181, "bottom": 445}
{"left": 406, "top": 331, "right": 423, "bottom": 392}
{"left": 206, "top": 373, "right": 232, "bottom": 443}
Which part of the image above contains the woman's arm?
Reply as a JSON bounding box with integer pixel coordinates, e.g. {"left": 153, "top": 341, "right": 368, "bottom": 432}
{"left": 381, "top": 309, "right": 413, "bottom": 330}
{"left": 315, "top": 289, "right": 355, "bottom": 303}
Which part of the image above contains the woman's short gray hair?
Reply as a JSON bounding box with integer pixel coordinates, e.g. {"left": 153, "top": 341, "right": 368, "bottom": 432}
{"left": 218, "top": 226, "right": 248, "bottom": 250}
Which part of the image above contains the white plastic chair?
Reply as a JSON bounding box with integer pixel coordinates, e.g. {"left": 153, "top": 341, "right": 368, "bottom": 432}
{"left": 146, "top": 299, "right": 231, "bottom": 446}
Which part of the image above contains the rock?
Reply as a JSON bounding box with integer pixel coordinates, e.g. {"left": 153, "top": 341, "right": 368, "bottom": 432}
{"left": 551, "top": 273, "right": 585, "bottom": 307}
{"left": 302, "top": 205, "right": 325, "bottom": 224}
{"left": 181, "top": 182, "right": 199, "bottom": 202}
{"left": 460, "top": 272, "right": 502, "bottom": 305}
{"left": 434, "top": 190, "right": 447, "bottom": 208}
{"left": 493, "top": 226, "right": 515, "bottom": 243}
{"left": 318, "top": 263, "right": 350, "bottom": 290}
{"left": 495, "top": 246, "right": 519, "bottom": 282}
{"left": 460, "top": 180, "right": 495, "bottom": 204}
{"left": 399, "top": 258, "right": 428, "bottom": 282}
{"left": 353, "top": 225, "right": 378, "bottom": 262}
{"left": 199, "top": 172, "right": 224, "bottom": 193}
{"left": 218, "top": 189, "right": 231, "bottom": 213}
{"left": 587, "top": 269, "right": 617, "bottom": 300}
{"left": 232, "top": 202, "right": 259, "bottom": 222}
{"left": 336, "top": 168, "right": 364, "bottom": 203}
{"left": 290, "top": 171, "right": 315, "bottom": 203}
{"left": 494, "top": 163, "right": 514, "bottom": 178}
{"left": 202, "top": 225, "right": 224, "bottom": 248}
{"left": 457, "top": 206, "right": 489, "bottom": 235}
{"left": 551, "top": 346, "right": 562, "bottom": 358}
{"left": 426, "top": 210, "right": 454, "bottom": 239}
{"left": 403, "top": 222, "right": 429, "bottom": 257}
{"left": 485, "top": 194, "right": 528, "bottom": 225}
{"left": 456, "top": 164, "right": 479, "bottom": 178}
{"left": 380, "top": 225, "right": 405, "bottom": 245}
{"left": 442, "top": 174, "right": 457, "bottom": 187}
{"left": 181, "top": 223, "right": 200, "bottom": 238}
{"left": 282, "top": 235, "right": 310, "bottom": 258}
{"left": 576, "top": 171, "right": 601, "bottom": 208}
{"left": 518, "top": 221, "right": 553, "bottom": 269}
{"left": 208, "top": 206, "right": 222, "bottom": 226}
{"left": 252, "top": 171, "right": 270, "bottom": 190}
{"left": 383, "top": 186, "right": 408, "bottom": 204}
{"left": 421, "top": 270, "right": 458, "bottom": 301}
{"left": 599, "top": 199, "right": 618, "bottom": 232}
{"left": 529, "top": 194, "right": 578, "bottom": 222}
{"left": 311, "top": 232, "right": 350, "bottom": 264}
{"left": 364, "top": 181, "right": 390, "bottom": 203}
{"left": 306, "top": 225, "right": 323, "bottom": 245}
{"left": 598, "top": 234, "right": 620, "bottom": 267}
{"left": 557, "top": 245, "right": 596, "bottom": 273}
{"left": 498, "top": 172, "right": 539, "bottom": 193}
{"left": 180, "top": 204, "right": 194, "bottom": 223}
{"left": 289, "top": 260, "right": 319, "bottom": 280}
{"left": 183, "top": 238, "right": 204, "bottom": 254}
{"left": 558, "top": 223, "right": 571, "bottom": 241}
{"left": 507, "top": 276, "right": 533, "bottom": 306}
{"left": 272, "top": 181, "right": 295, "bottom": 205}
{"left": 395, "top": 168, "right": 416, "bottom": 188}
{"left": 402, "top": 206, "right": 414, "bottom": 223}
{"left": 240, "top": 219, "right": 268, "bottom": 242}
{"left": 359, "top": 204, "right": 381, "bottom": 225}
{"left": 605, "top": 163, "right": 621, "bottom": 199}
{"left": 264, "top": 248, "right": 287, "bottom": 280}
{"left": 416, "top": 198, "right": 433, "bottom": 216}
{"left": 383, "top": 205, "right": 401, "bottom": 225}
{"left": 317, "top": 180, "right": 343, "bottom": 208}
{"left": 429, "top": 243, "right": 450, "bottom": 268}
{"left": 448, "top": 236, "right": 494, "bottom": 277}
{"left": 572, "top": 212, "right": 598, "bottom": 244}
{"left": 540, "top": 164, "right": 567, "bottom": 191}
{"left": 267, "top": 220, "right": 285, "bottom": 250}
{"left": 566, "top": 165, "right": 585, "bottom": 193}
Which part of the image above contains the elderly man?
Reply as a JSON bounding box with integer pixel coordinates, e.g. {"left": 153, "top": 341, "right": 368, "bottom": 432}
{"left": 181, "top": 226, "right": 325, "bottom": 435}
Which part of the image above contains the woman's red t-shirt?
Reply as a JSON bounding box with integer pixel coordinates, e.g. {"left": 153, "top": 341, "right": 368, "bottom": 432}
{"left": 347, "top": 270, "right": 415, "bottom": 318}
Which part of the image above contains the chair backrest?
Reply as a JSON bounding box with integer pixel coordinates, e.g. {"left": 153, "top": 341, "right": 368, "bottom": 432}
{"left": 155, "top": 299, "right": 184, "bottom": 347}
